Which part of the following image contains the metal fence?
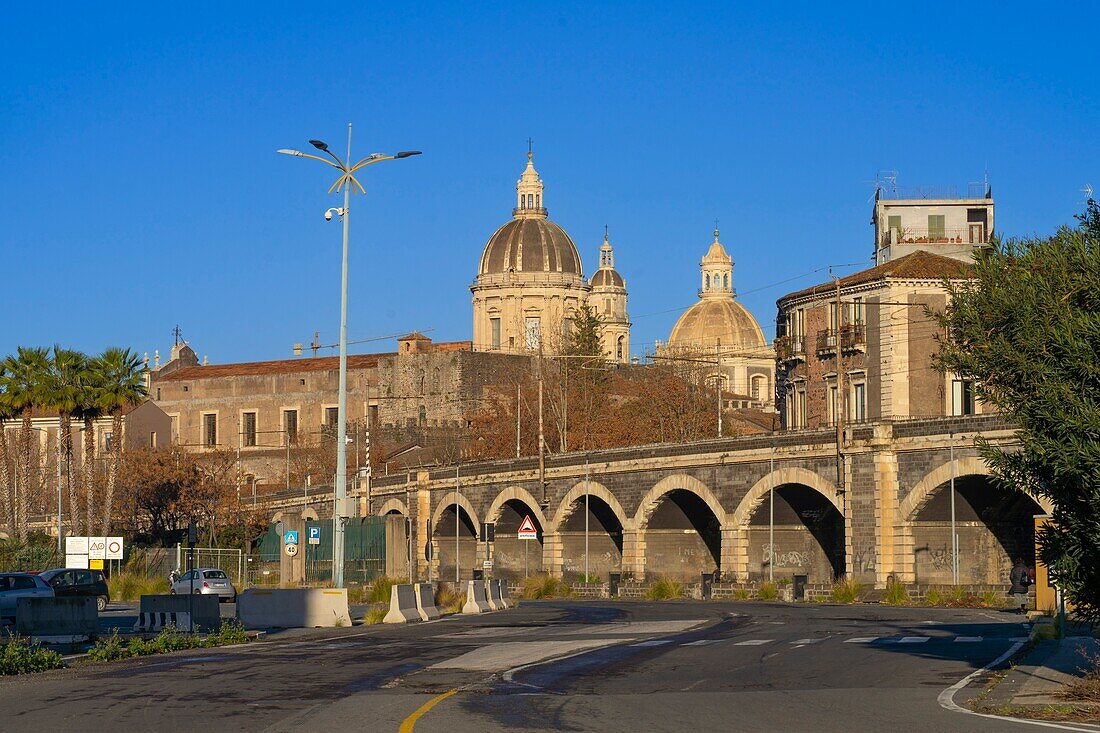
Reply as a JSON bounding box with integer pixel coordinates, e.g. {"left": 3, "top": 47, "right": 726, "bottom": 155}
{"left": 250, "top": 517, "right": 387, "bottom": 587}
{"left": 174, "top": 545, "right": 244, "bottom": 586}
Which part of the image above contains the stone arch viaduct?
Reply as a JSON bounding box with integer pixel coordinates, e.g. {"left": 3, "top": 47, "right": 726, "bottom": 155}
{"left": 261, "top": 414, "right": 1042, "bottom": 588}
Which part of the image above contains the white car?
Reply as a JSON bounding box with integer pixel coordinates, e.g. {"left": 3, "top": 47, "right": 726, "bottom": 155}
{"left": 0, "top": 573, "right": 54, "bottom": 620}
{"left": 170, "top": 568, "right": 236, "bottom": 602}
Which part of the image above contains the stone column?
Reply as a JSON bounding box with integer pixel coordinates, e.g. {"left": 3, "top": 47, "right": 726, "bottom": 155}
{"left": 543, "top": 532, "right": 564, "bottom": 578}
{"left": 416, "top": 471, "right": 433, "bottom": 582}
{"left": 621, "top": 524, "right": 644, "bottom": 580}
{"left": 721, "top": 527, "right": 742, "bottom": 582}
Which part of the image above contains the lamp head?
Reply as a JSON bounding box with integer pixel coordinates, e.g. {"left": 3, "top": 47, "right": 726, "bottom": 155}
{"left": 395, "top": 150, "right": 422, "bottom": 159}
{"left": 309, "top": 139, "right": 329, "bottom": 151}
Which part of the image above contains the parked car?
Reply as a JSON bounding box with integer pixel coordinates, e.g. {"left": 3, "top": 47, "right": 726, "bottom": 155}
{"left": 0, "top": 573, "right": 54, "bottom": 620}
{"left": 170, "top": 568, "right": 236, "bottom": 602}
{"left": 38, "top": 568, "right": 110, "bottom": 612}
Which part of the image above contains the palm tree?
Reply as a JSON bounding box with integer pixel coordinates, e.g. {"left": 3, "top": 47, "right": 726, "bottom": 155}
{"left": 74, "top": 365, "right": 104, "bottom": 539}
{"left": 0, "top": 363, "right": 16, "bottom": 534}
{"left": 45, "top": 347, "right": 88, "bottom": 537}
{"left": 0, "top": 347, "right": 51, "bottom": 540}
{"left": 92, "top": 347, "right": 147, "bottom": 534}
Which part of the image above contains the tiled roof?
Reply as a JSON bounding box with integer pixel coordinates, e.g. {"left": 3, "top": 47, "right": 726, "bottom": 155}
{"left": 779, "top": 250, "right": 972, "bottom": 303}
{"left": 155, "top": 354, "right": 385, "bottom": 382}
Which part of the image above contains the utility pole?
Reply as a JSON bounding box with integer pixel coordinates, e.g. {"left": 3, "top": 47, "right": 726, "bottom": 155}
{"left": 716, "top": 340, "right": 723, "bottom": 438}
{"left": 516, "top": 382, "right": 521, "bottom": 458}
{"left": 950, "top": 432, "right": 958, "bottom": 585}
{"left": 537, "top": 339, "right": 547, "bottom": 507}
{"left": 584, "top": 455, "right": 590, "bottom": 582}
{"left": 455, "top": 464, "right": 461, "bottom": 585}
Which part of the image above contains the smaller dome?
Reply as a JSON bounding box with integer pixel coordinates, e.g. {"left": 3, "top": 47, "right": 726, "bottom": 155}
{"left": 667, "top": 299, "right": 766, "bottom": 350}
{"left": 590, "top": 268, "right": 624, "bottom": 288}
{"left": 702, "top": 229, "right": 732, "bottom": 265}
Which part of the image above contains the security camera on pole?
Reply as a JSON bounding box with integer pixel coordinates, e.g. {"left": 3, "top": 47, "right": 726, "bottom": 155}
{"left": 279, "top": 126, "right": 420, "bottom": 587}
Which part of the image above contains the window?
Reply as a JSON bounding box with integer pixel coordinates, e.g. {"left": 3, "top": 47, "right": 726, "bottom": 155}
{"left": 490, "top": 318, "right": 501, "bottom": 349}
{"left": 829, "top": 302, "right": 838, "bottom": 332}
{"left": 852, "top": 297, "right": 863, "bottom": 325}
{"left": 527, "top": 193, "right": 534, "bottom": 208}
{"left": 705, "top": 274, "right": 711, "bottom": 289}
{"left": 951, "top": 379, "right": 975, "bottom": 415}
{"left": 102, "top": 432, "right": 114, "bottom": 453}
{"left": 928, "top": 214, "right": 946, "bottom": 241}
{"left": 156, "top": 388, "right": 161, "bottom": 400}
{"left": 243, "top": 412, "right": 256, "bottom": 447}
{"left": 792, "top": 308, "right": 805, "bottom": 338}
{"left": 369, "top": 405, "right": 378, "bottom": 424}
{"left": 853, "top": 383, "right": 866, "bottom": 422}
{"left": 604, "top": 298, "right": 611, "bottom": 315}
{"left": 11, "top": 576, "right": 35, "bottom": 591}
{"left": 203, "top": 570, "right": 228, "bottom": 579}
{"left": 283, "top": 409, "right": 298, "bottom": 444}
{"left": 149, "top": 431, "right": 157, "bottom": 448}
{"left": 616, "top": 336, "right": 625, "bottom": 361}
{"left": 203, "top": 414, "right": 217, "bottom": 447}
{"left": 723, "top": 274, "right": 729, "bottom": 290}
{"left": 828, "top": 385, "right": 838, "bottom": 426}
{"left": 796, "top": 389, "right": 807, "bottom": 428}
{"left": 751, "top": 375, "right": 764, "bottom": 401}
{"left": 524, "top": 316, "right": 541, "bottom": 349}
{"left": 888, "top": 215, "right": 902, "bottom": 239}
{"left": 325, "top": 407, "right": 339, "bottom": 430}
{"left": 535, "top": 194, "right": 540, "bottom": 209}
{"left": 418, "top": 405, "right": 426, "bottom": 426}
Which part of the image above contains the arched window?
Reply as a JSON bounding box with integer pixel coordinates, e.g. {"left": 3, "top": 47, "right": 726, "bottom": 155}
{"left": 705, "top": 274, "right": 711, "bottom": 289}
{"left": 528, "top": 193, "right": 534, "bottom": 208}
{"left": 535, "top": 194, "right": 540, "bottom": 209}
{"left": 723, "top": 274, "right": 729, "bottom": 290}
{"left": 616, "top": 335, "right": 625, "bottom": 361}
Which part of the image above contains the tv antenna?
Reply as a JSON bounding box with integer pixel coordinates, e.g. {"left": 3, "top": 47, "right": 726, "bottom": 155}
{"left": 867, "top": 169, "right": 898, "bottom": 203}
{"left": 1082, "top": 183, "right": 1094, "bottom": 203}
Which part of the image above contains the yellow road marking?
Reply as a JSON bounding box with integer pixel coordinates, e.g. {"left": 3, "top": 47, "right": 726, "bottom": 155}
{"left": 398, "top": 689, "right": 457, "bottom": 733}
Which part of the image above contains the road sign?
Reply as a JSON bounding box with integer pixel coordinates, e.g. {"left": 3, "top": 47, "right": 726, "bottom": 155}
{"left": 88, "top": 537, "right": 107, "bottom": 560}
{"left": 307, "top": 526, "right": 321, "bottom": 545}
{"left": 284, "top": 530, "right": 299, "bottom": 545}
{"left": 482, "top": 560, "right": 492, "bottom": 570}
{"left": 105, "top": 537, "right": 124, "bottom": 560}
{"left": 518, "top": 515, "right": 538, "bottom": 540}
{"left": 285, "top": 543, "right": 299, "bottom": 557}
{"left": 66, "top": 536, "right": 88, "bottom": 555}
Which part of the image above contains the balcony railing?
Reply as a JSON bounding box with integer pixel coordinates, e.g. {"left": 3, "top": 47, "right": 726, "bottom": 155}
{"left": 881, "top": 226, "right": 989, "bottom": 248}
{"left": 775, "top": 335, "right": 805, "bottom": 362}
{"left": 816, "top": 325, "right": 866, "bottom": 356}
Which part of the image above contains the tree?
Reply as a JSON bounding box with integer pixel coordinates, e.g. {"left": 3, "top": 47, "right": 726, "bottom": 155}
{"left": 92, "top": 347, "right": 148, "bottom": 534}
{"left": 44, "top": 346, "right": 87, "bottom": 536}
{"left": 935, "top": 214, "right": 1100, "bottom": 620}
{"left": 0, "top": 347, "right": 51, "bottom": 540}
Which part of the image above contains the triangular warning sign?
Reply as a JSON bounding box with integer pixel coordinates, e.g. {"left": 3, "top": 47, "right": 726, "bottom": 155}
{"left": 518, "top": 515, "right": 538, "bottom": 538}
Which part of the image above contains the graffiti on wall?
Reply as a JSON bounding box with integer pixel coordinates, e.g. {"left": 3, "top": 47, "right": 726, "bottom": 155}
{"left": 763, "top": 544, "right": 810, "bottom": 568}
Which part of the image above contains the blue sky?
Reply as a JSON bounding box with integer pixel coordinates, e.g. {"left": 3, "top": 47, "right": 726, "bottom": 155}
{"left": 2, "top": 3, "right": 1097, "bottom": 364}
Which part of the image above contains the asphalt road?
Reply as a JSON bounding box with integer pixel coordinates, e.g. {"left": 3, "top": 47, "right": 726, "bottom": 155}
{"left": 1, "top": 600, "right": 1037, "bottom": 732}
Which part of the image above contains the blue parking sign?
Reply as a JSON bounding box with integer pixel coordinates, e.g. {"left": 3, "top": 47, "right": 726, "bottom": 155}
{"left": 308, "top": 527, "right": 321, "bottom": 540}
{"left": 284, "top": 530, "right": 299, "bottom": 545}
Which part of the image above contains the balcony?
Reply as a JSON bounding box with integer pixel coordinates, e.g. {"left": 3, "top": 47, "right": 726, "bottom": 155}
{"left": 881, "top": 226, "right": 988, "bottom": 249}
{"left": 816, "top": 325, "right": 866, "bottom": 357}
{"left": 775, "top": 335, "right": 805, "bottom": 362}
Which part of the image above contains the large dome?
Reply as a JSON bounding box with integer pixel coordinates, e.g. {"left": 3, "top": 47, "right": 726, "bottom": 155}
{"left": 478, "top": 218, "right": 584, "bottom": 277}
{"left": 667, "top": 298, "right": 766, "bottom": 350}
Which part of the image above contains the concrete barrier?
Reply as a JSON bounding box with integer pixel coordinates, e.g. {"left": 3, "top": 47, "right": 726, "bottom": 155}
{"left": 490, "top": 580, "right": 511, "bottom": 610}
{"left": 415, "top": 583, "right": 440, "bottom": 621}
{"left": 139, "top": 594, "right": 220, "bottom": 631}
{"left": 383, "top": 584, "right": 421, "bottom": 624}
{"left": 134, "top": 611, "right": 195, "bottom": 633}
{"left": 462, "top": 580, "right": 490, "bottom": 614}
{"left": 16, "top": 597, "right": 97, "bottom": 639}
{"left": 483, "top": 580, "right": 501, "bottom": 611}
{"left": 236, "top": 588, "right": 352, "bottom": 629}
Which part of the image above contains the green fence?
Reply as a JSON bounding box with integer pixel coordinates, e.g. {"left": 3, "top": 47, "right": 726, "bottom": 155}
{"left": 249, "top": 517, "right": 387, "bottom": 587}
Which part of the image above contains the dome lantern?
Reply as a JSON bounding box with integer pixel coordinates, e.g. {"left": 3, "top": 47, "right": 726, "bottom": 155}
{"left": 700, "top": 227, "right": 734, "bottom": 298}
{"left": 514, "top": 143, "right": 546, "bottom": 219}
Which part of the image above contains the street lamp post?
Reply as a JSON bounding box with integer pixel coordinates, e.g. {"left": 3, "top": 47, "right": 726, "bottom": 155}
{"left": 279, "top": 126, "right": 420, "bottom": 587}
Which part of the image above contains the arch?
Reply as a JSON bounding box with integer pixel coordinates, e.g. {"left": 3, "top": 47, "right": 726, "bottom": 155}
{"left": 900, "top": 456, "right": 1053, "bottom": 521}
{"left": 270, "top": 511, "right": 285, "bottom": 524}
{"left": 301, "top": 508, "right": 319, "bottom": 521}
{"left": 376, "top": 497, "right": 408, "bottom": 517}
{"left": 634, "top": 473, "right": 727, "bottom": 529}
{"left": 486, "top": 486, "right": 549, "bottom": 530}
{"left": 732, "top": 467, "right": 841, "bottom": 528}
{"left": 431, "top": 490, "right": 482, "bottom": 534}
{"left": 555, "top": 479, "right": 630, "bottom": 533}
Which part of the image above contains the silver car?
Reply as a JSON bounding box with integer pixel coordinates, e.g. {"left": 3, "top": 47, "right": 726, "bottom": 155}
{"left": 0, "top": 573, "right": 54, "bottom": 620}
{"left": 170, "top": 568, "right": 236, "bottom": 602}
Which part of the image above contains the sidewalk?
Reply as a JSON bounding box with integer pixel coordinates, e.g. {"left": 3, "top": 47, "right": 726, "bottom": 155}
{"left": 983, "top": 636, "right": 1099, "bottom": 709}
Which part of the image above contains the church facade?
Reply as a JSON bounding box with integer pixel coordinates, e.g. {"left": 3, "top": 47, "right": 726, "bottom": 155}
{"left": 470, "top": 151, "right": 631, "bottom": 362}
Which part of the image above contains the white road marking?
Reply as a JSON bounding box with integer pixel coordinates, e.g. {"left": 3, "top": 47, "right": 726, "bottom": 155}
{"left": 791, "top": 638, "right": 823, "bottom": 645}
{"left": 432, "top": 640, "right": 614, "bottom": 671}
{"left": 684, "top": 639, "right": 719, "bottom": 646}
{"left": 632, "top": 640, "right": 673, "bottom": 648}
{"left": 899, "top": 636, "right": 930, "bottom": 643}
{"left": 733, "top": 639, "right": 773, "bottom": 646}
{"left": 939, "top": 640, "right": 1100, "bottom": 731}
{"left": 954, "top": 636, "right": 983, "bottom": 643}
{"left": 845, "top": 637, "right": 878, "bottom": 643}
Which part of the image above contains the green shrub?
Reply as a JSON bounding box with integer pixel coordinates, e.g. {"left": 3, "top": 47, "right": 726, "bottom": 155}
{"left": 645, "top": 577, "right": 683, "bottom": 601}
{"left": 577, "top": 574, "right": 602, "bottom": 584}
{"left": 345, "top": 584, "right": 367, "bottom": 604}
{"left": 363, "top": 606, "right": 387, "bottom": 625}
{"left": 757, "top": 582, "right": 778, "bottom": 601}
{"left": 89, "top": 631, "right": 132, "bottom": 662}
{"left": 204, "top": 621, "right": 248, "bottom": 646}
{"left": 0, "top": 637, "right": 63, "bottom": 675}
{"left": 979, "top": 591, "right": 1006, "bottom": 608}
{"left": 884, "top": 578, "right": 910, "bottom": 605}
{"left": 367, "top": 576, "right": 400, "bottom": 604}
{"left": 947, "top": 586, "right": 968, "bottom": 605}
{"left": 831, "top": 577, "right": 863, "bottom": 603}
{"left": 732, "top": 588, "right": 751, "bottom": 600}
{"left": 521, "top": 574, "right": 569, "bottom": 599}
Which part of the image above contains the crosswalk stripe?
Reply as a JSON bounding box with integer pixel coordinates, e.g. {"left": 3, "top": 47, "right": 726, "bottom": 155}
{"left": 954, "top": 636, "right": 983, "bottom": 643}
{"left": 684, "top": 639, "right": 719, "bottom": 646}
{"left": 899, "top": 636, "right": 930, "bottom": 643}
{"left": 791, "top": 638, "right": 822, "bottom": 645}
{"left": 632, "top": 640, "right": 673, "bottom": 647}
{"left": 845, "top": 637, "right": 879, "bottom": 643}
{"left": 733, "top": 639, "right": 773, "bottom": 646}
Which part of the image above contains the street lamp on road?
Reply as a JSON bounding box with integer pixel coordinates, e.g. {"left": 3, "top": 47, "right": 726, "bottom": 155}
{"left": 278, "top": 125, "right": 420, "bottom": 588}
